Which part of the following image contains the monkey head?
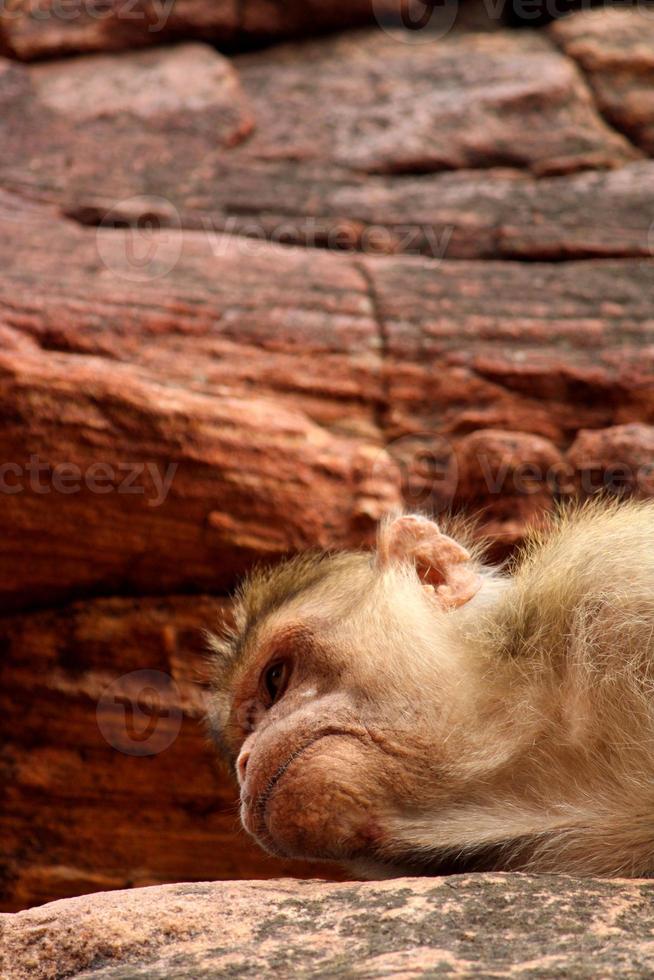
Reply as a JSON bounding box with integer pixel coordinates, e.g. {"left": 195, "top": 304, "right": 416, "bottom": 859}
{"left": 207, "top": 501, "right": 654, "bottom": 880}
{"left": 207, "top": 515, "right": 492, "bottom": 874}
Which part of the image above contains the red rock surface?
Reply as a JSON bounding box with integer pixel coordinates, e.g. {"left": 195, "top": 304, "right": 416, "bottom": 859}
{"left": 551, "top": 9, "right": 654, "bottom": 155}
{"left": 2, "top": 6, "right": 654, "bottom": 915}
{"left": 367, "top": 254, "right": 654, "bottom": 444}
{"left": 234, "top": 30, "right": 635, "bottom": 176}
{"left": 0, "top": 31, "right": 638, "bottom": 213}
{"left": 0, "top": 32, "right": 642, "bottom": 262}
{"left": 0, "top": 0, "right": 383, "bottom": 60}
{"left": 568, "top": 423, "right": 654, "bottom": 499}
{"left": 4, "top": 876, "right": 654, "bottom": 979}
{"left": 0, "top": 597, "right": 341, "bottom": 913}
{"left": 455, "top": 430, "right": 569, "bottom": 548}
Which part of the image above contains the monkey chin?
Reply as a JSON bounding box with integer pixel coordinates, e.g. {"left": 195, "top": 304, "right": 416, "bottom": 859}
{"left": 242, "top": 733, "right": 387, "bottom": 864}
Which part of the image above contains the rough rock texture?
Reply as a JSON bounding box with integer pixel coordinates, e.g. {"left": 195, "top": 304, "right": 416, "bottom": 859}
{"left": 369, "top": 254, "right": 654, "bottom": 442}
{"left": 2, "top": 197, "right": 653, "bottom": 591}
{"left": 455, "top": 430, "right": 569, "bottom": 547}
{"left": 0, "top": 44, "right": 255, "bottom": 206}
{"left": 4, "top": 875, "right": 654, "bottom": 979}
{"left": 567, "top": 423, "right": 654, "bottom": 499}
{"left": 3, "top": 5, "right": 654, "bottom": 915}
{"left": 0, "top": 597, "right": 340, "bottom": 913}
{"left": 0, "top": 196, "right": 401, "bottom": 611}
{"left": 551, "top": 8, "right": 654, "bottom": 155}
{"left": 0, "top": 0, "right": 384, "bottom": 60}
{"left": 233, "top": 30, "right": 635, "bottom": 176}
{"left": 0, "top": 31, "right": 638, "bottom": 241}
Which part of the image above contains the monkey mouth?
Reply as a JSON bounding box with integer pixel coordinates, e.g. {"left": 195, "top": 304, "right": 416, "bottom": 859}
{"left": 245, "top": 727, "right": 365, "bottom": 851}
{"left": 250, "top": 733, "right": 334, "bottom": 840}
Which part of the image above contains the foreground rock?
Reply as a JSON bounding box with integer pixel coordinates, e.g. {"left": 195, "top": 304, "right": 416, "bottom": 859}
{"left": 3, "top": 875, "right": 654, "bottom": 978}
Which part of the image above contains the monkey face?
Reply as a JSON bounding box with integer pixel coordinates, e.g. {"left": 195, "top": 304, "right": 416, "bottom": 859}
{"left": 207, "top": 518, "right": 488, "bottom": 870}
{"left": 210, "top": 623, "right": 410, "bottom": 863}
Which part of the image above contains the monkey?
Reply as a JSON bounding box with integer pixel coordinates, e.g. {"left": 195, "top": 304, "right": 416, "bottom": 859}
{"left": 207, "top": 499, "right": 654, "bottom": 879}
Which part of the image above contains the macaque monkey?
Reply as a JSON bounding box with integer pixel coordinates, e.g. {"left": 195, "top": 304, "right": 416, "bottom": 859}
{"left": 208, "top": 500, "right": 654, "bottom": 878}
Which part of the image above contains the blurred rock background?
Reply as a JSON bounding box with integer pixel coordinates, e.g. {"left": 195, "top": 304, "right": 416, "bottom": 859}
{"left": 1, "top": 0, "right": 653, "bottom": 913}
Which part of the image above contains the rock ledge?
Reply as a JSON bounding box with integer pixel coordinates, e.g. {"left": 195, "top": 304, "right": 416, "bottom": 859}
{"left": 2, "top": 875, "right": 654, "bottom": 978}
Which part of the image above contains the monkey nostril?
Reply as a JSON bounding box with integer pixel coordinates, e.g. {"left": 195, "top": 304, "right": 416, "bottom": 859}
{"left": 237, "top": 751, "right": 250, "bottom": 784}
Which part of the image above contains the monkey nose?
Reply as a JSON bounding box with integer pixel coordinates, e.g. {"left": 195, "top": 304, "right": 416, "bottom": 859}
{"left": 237, "top": 750, "right": 250, "bottom": 785}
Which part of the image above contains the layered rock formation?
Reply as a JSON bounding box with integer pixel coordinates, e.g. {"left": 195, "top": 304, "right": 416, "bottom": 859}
{"left": 2, "top": 5, "right": 654, "bottom": 913}
{"left": 551, "top": 8, "right": 654, "bottom": 155}
{"left": 0, "top": 0, "right": 385, "bottom": 60}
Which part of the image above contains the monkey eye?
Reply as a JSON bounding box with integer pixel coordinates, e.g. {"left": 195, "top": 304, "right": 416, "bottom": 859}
{"left": 262, "top": 660, "right": 290, "bottom": 706}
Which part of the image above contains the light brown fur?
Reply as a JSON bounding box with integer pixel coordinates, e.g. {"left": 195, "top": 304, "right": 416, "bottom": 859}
{"left": 208, "top": 499, "right": 654, "bottom": 878}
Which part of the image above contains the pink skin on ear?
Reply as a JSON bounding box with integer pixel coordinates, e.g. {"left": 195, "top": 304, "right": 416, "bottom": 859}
{"left": 378, "top": 515, "right": 482, "bottom": 609}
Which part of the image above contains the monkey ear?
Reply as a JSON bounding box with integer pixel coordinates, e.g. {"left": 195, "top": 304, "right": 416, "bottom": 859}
{"left": 377, "top": 514, "right": 482, "bottom": 610}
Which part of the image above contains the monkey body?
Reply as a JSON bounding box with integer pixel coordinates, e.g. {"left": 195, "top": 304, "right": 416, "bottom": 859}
{"left": 209, "top": 500, "right": 654, "bottom": 878}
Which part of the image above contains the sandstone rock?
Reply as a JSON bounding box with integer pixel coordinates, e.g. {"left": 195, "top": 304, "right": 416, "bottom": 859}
{"left": 455, "top": 429, "right": 569, "bottom": 550}
{"left": 0, "top": 43, "right": 254, "bottom": 206}
{"left": 0, "top": 0, "right": 381, "bottom": 60}
{"left": 66, "top": 157, "right": 654, "bottom": 263}
{"left": 551, "top": 8, "right": 654, "bottom": 155}
{"left": 470, "top": 162, "right": 654, "bottom": 260}
{"left": 567, "top": 423, "right": 654, "bottom": 500}
{"left": 0, "top": 192, "right": 383, "bottom": 429}
{"left": 233, "top": 30, "right": 635, "bottom": 176}
{"left": 265, "top": 161, "right": 654, "bottom": 261}
{"left": 0, "top": 596, "right": 340, "bottom": 913}
{"left": 0, "top": 343, "right": 398, "bottom": 611}
{"left": 0, "top": 30, "right": 639, "bottom": 253}
{"left": 0, "top": 198, "right": 403, "bottom": 612}
{"left": 1, "top": 201, "right": 653, "bottom": 616}
{"left": 364, "top": 253, "right": 654, "bottom": 445}
{"left": 3, "top": 875, "right": 654, "bottom": 978}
